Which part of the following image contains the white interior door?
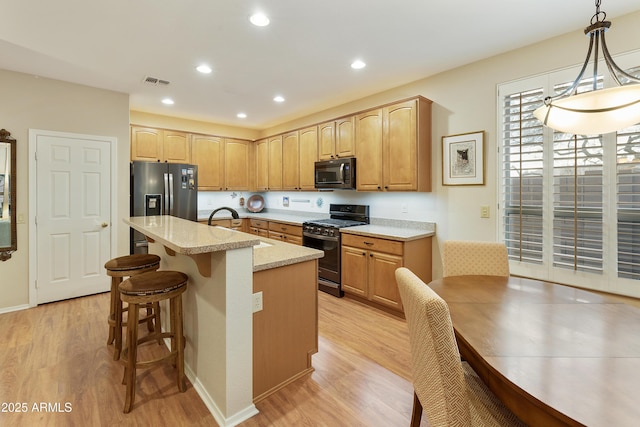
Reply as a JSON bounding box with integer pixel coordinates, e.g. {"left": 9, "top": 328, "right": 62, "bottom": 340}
{"left": 33, "top": 131, "right": 112, "bottom": 304}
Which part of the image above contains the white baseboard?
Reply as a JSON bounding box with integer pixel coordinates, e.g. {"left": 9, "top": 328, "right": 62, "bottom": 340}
{"left": 185, "top": 364, "right": 259, "bottom": 427}
{"left": 0, "top": 304, "right": 30, "bottom": 315}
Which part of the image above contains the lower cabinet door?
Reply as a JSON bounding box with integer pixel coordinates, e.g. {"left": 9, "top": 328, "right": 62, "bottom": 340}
{"left": 369, "top": 251, "right": 403, "bottom": 310}
{"left": 341, "top": 246, "right": 368, "bottom": 297}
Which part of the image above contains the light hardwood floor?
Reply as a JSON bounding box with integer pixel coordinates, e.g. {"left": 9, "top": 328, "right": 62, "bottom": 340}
{"left": 0, "top": 290, "right": 428, "bottom": 426}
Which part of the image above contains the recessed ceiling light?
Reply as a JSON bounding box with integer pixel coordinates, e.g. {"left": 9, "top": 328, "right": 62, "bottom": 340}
{"left": 273, "top": 95, "right": 285, "bottom": 103}
{"left": 351, "top": 60, "right": 366, "bottom": 70}
{"left": 249, "top": 13, "right": 270, "bottom": 27}
{"left": 237, "top": 113, "right": 247, "bottom": 119}
{"left": 161, "top": 98, "right": 174, "bottom": 105}
{"left": 196, "top": 64, "right": 212, "bottom": 74}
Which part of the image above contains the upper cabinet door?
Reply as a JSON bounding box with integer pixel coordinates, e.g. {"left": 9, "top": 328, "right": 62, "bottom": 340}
{"left": 282, "top": 131, "right": 300, "bottom": 190}
{"left": 299, "top": 126, "right": 318, "bottom": 191}
{"left": 318, "top": 117, "right": 355, "bottom": 160}
{"left": 162, "top": 130, "right": 190, "bottom": 163}
{"left": 318, "top": 121, "right": 335, "bottom": 160}
{"left": 191, "top": 134, "right": 224, "bottom": 191}
{"left": 225, "top": 139, "right": 251, "bottom": 191}
{"left": 355, "top": 109, "right": 384, "bottom": 191}
{"left": 268, "top": 136, "right": 283, "bottom": 190}
{"left": 335, "top": 116, "right": 355, "bottom": 158}
{"left": 255, "top": 139, "right": 269, "bottom": 191}
{"left": 383, "top": 100, "right": 418, "bottom": 191}
{"left": 131, "top": 127, "right": 163, "bottom": 162}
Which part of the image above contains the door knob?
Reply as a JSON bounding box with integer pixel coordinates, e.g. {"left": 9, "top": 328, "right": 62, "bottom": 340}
{"left": 101, "top": 222, "right": 109, "bottom": 228}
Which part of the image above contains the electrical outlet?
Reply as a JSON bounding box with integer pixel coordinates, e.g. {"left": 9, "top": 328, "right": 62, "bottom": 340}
{"left": 480, "top": 205, "right": 490, "bottom": 218}
{"left": 401, "top": 203, "right": 408, "bottom": 213}
{"left": 252, "top": 291, "right": 263, "bottom": 313}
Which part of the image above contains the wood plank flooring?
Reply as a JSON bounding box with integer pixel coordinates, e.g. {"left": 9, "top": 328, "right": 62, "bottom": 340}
{"left": 0, "top": 291, "right": 428, "bottom": 426}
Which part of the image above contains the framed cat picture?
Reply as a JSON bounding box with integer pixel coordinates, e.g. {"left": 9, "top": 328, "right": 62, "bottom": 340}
{"left": 442, "top": 131, "right": 484, "bottom": 185}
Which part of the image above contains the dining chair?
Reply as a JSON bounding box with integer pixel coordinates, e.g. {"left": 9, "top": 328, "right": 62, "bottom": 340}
{"left": 442, "top": 240, "right": 509, "bottom": 277}
{"left": 395, "top": 267, "right": 525, "bottom": 426}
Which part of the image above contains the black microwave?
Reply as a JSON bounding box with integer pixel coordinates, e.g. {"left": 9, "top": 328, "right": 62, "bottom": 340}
{"left": 314, "top": 157, "right": 356, "bottom": 189}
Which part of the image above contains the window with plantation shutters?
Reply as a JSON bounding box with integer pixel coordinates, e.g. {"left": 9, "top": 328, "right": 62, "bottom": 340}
{"left": 502, "top": 88, "right": 545, "bottom": 265}
{"left": 498, "top": 56, "right": 640, "bottom": 296}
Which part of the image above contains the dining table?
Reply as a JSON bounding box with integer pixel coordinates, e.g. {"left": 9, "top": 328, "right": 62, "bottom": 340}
{"left": 427, "top": 275, "right": 640, "bottom": 427}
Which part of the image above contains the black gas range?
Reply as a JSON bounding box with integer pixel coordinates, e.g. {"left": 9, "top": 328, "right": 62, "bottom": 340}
{"left": 302, "top": 204, "right": 369, "bottom": 297}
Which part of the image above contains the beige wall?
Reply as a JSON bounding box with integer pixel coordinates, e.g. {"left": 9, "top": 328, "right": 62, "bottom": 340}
{"left": 130, "top": 111, "right": 261, "bottom": 141}
{"left": 0, "top": 69, "right": 130, "bottom": 311}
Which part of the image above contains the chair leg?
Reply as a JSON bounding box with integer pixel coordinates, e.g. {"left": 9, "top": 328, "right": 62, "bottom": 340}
{"left": 107, "top": 276, "right": 119, "bottom": 345}
{"left": 113, "top": 283, "right": 124, "bottom": 361}
{"left": 410, "top": 392, "right": 423, "bottom": 427}
{"left": 172, "top": 295, "right": 186, "bottom": 392}
{"left": 154, "top": 302, "right": 163, "bottom": 345}
{"left": 123, "top": 302, "right": 140, "bottom": 414}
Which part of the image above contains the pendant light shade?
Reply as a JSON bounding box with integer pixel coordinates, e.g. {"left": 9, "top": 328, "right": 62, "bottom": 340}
{"left": 534, "top": 85, "right": 640, "bottom": 135}
{"left": 533, "top": 0, "right": 640, "bottom": 135}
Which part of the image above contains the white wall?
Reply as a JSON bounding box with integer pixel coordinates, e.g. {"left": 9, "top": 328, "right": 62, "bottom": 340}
{"left": 0, "top": 69, "right": 130, "bottom": 311}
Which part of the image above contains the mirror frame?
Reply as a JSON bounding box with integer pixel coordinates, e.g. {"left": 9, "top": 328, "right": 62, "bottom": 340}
{"left": 0, "top": 129, "right": 17, "bottom": 261}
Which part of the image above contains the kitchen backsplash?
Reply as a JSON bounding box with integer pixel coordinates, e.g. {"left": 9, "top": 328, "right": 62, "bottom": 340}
{"left": 198, "top": 191, "right": 437, "bottom": 223}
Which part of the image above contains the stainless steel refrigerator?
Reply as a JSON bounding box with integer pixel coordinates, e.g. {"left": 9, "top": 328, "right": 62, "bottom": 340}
{"left": 130, "top": 161, "right": 198, "bottom": 254}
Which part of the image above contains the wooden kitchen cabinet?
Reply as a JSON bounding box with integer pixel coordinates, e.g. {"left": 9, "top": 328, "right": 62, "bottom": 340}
{"left": 341, "top": 233, "right": 432, "bottom": 312}
{"left": 318, "top": 116, "right": 355, "bottom": 160}
{"left": 355, "top": 97, "right": 432, "bottom": 192}
{"left": 224, "top": 138, "right": 251, "bottom": 191}
{"left": 268, "top": 222, "right": 303, "bottom": 246}
{"left": 131, "top": 127, "right": 190, "bottom": 163}
{"left": 268, "top": 136, "right": 283, "bottom": 190}
{"left": 256, "top": 136, "right": 283, "bottom": 191}
{"left": 191, "top": 134, "right": 224, "bottom": 190}
{"left": 298, "top": 126, "right": 318, "bottom": 191}
{"left": 282, "top": 131, "right": 300, "bottom": 190}
{"left": 354, "top": 110, "right": 383, "bottom": 191}
{"left": 255, "top": 139, "right": 269, "bottom": 191}
{"left": 249, "top": 218, "right": 269, "bottom": 238}
{"left": 191, "top": 136, "right": 251, "bottom": 191}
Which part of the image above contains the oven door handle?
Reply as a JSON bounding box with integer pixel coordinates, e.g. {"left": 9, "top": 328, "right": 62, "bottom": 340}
{"left": 303, "top": 232, "right": 339, "bottom": 241}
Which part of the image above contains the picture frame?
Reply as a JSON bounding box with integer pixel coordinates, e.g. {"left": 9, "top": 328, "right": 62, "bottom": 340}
{"left": 442, "top": 131, "right": 485, "bottom": 186}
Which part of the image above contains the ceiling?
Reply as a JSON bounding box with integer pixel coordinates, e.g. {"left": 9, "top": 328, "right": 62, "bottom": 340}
{"left": 1, "top": 1, "right": 639, "bottom": 129}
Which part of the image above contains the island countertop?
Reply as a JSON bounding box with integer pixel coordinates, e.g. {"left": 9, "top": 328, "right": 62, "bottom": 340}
{"left": 125, "top": 215, "right": 260, "bottom": 254}
{"left": 125, "top": 215, "right": 323, "bottom": 271}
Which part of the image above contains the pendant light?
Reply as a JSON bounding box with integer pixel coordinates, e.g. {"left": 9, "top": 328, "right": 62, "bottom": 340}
{"left": 533, "top": 0, "right": 640, "bottom": 135}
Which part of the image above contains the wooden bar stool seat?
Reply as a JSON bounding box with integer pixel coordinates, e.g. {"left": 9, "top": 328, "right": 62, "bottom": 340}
{"left": 105, "top": 254, "right": 161, "bottom": 361}
{"left": 118, "top": 270, "right": 188, "bottom": 413}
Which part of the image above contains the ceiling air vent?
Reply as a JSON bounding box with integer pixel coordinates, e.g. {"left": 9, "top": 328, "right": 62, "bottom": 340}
{"left": 142, "top": 76, "right": 170, "bottom": 86}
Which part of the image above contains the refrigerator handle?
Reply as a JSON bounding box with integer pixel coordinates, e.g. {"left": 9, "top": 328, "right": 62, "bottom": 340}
{"left": 163, "top": 173, "right": 170, "bottom": 215}
{"left": 168, "top": 173, "right": 174, "bottom": 215}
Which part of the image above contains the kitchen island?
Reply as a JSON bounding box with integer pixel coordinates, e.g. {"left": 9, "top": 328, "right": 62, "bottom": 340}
{"left": 124, "top": 216, "right": 323, "bottom": 427}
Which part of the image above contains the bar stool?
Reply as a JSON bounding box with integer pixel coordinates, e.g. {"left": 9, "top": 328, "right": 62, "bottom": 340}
{"left": 119, "top": 270, "right": 188, "bottom": 413}
{"left": 105, "top": 254, "right": 161, "bottom": 361}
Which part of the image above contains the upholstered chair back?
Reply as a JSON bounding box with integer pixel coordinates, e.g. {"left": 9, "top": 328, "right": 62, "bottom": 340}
{"left": 442, "top": 240, "right": 509, "bottom": 278}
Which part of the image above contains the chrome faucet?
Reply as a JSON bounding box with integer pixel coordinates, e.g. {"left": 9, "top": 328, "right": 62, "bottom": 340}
{"left": 208, "top": 207, "right": 240, "bottom": 225}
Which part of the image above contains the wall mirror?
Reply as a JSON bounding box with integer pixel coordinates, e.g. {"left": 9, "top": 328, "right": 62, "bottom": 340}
{"left": 0, "top": 129, "right": 17, "bottom": 261}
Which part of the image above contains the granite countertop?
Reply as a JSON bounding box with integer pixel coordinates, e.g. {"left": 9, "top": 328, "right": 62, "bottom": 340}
{"left": 252, "top": 236, "right": 323, "bottom": 272}
{"left": 198, "top": 208, "right": 436, "bottom": 241}
{"left": 125, "top": 215, "right": 323, "bottom": 271}
{"left": 340, "top": 224, "right": 435, "bottom": 241}
{"left": 199, "top": 209, "right": 324, "bottom": 226}
{"left": 125, "top": 215, "right": 259, "bottom": 254}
